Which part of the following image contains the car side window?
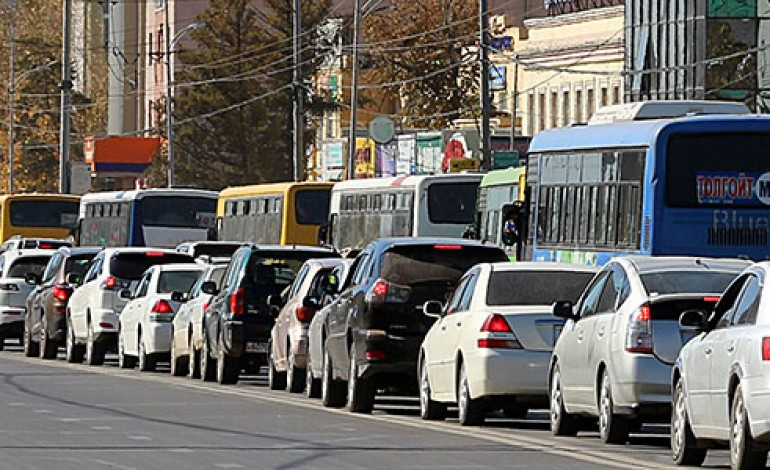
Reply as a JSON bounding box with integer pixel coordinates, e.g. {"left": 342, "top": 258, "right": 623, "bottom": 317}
{"left": 732, "top": 275, "right": 762, "bottom": 327}
{"left": 712, "top": 275, "right": 750, "bottom": 330}
{"left": 289, "top": 265, "right": 311, "bottom": 299}
{"left": 222, "top": 252, "right": 245, "bottom": 291}
{"left": 457, "top": 270, "right": 479, "bottom": 311}
{"left": 351, "top": 252, "right": 372, "bottom": 286}
{"left": 445, "top": 276, "right": 470, "bottom": 315}
{"left": 41, "top": 253, "right": 62, "bottom": 283}
{"left": 83, "top": 256, "right": 102, "bottom": 283}
{"left": 596, "top": 265, "right": 629, "bottom": 314}
{"left": 134, "top": 273, "right": 151, "bottom": 298}
{"left": 577, "top": 272, "right": 609, "bottom": 319}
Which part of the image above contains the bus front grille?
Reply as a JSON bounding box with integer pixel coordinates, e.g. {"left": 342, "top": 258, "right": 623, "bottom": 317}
{"left": 708, "top": 228, "right": 768, "bottom": 246}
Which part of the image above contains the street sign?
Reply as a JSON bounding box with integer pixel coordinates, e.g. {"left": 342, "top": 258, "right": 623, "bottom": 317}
{"left": 449, "top": 158, "right": 480, "bottom": 173}
{"left": 369, "top": 116, "right": 395, "bottom": 144}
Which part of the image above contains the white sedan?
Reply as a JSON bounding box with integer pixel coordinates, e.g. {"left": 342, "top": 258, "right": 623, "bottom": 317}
{"left": 118, "top": 263, "right": 203, "bottom": 372}
{"left": 419, "top": 261, "right": 597, "bottom": 426}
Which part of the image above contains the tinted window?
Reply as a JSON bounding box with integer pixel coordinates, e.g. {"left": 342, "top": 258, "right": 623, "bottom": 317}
{"left": 186, "top": 243, "right": 241, "bottom": 258}
{"left": 641, "top": 271, "right": 739, "bottom": 296}
{"left": 7, "top": 256, "right": 51, "bottom": 278}
{"left": 109, "top": 252, "right": 193, "bottom": 280}
{"left": 427, "top": 182, "right": 478, "bottom": 224}
{"left": 486, "top": 271, "right": 594, "bottom": 306}
{"left": 139, "top": 196, "right": 216, "bottom": 228}
{"left": 10, "top": 200, "right": 79, "bottom": 228}
{"left": 157, "top": 270, "right": 202, "bottom": 294}
{"left": 733, "top": 276, "right": 762, "bottom": 326}
{"left": 242, "top": 252, "right": 323, "bottom": 313}
{"left": 41, "top": 253, "right": 63, "bottom": 282}
{"left": 380, "top": 245, "right": 506, "bottom": 286}
{"left": 295, "top": 189, "right": 331, "bottom": 225}
{"left": 64, "top": 254, "right": 97, "bottom": 278}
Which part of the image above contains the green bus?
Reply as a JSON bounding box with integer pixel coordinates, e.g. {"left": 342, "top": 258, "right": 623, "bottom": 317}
{"left": 475, "top": 167, "right": 527, "bottom": 259}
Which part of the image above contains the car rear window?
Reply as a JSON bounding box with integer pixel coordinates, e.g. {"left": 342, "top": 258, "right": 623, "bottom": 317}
{"left": 486, "top": 271, "right": 595, "bottom": 306}
{"left": 157, "top": 270, "right": 202, "bottom": 294}
{"left": 7, "top": 256, "right": 51, "bottom": 278}
{"left": 380, "top": 245, "right": 507, "bottom": 285}
{"left": 641, "top": 271, "right": 739, "bottom": 296}
{"left": 186, "top": 243, "right": 242, "bottom": 258}
{"left": 110, "top": 252, "right": 193, "bottom": 280}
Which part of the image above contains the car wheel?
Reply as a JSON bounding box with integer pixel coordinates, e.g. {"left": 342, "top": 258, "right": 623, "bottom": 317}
{"left": 730, "top": 383, "right": 768, "bottom": 470}
{"left": 347, "top": 346, "right": 375, "bottom": 414}
{"left": 598, "top": 369, "right": 629, "bottom": 444}
{"left": 321, "top": 348, "right": 346, "bottom": 408}
{"left": 117, "top": 330, "right": 136, "bottom": 369}
{"left": 550, "top": 364, "right": 578, "bottom": 436}
{"left": 286, "top": 346, "right": 306, "bottom": 394}
{"left": 188, "top": 345, "right": 201, "bottom": 379}
{"left": 39, "top": 318, "right": 57, "bottom": 360}
{"left": 23, "top": 326, "right": 39, "bottom": 358}
{"left": 65, "top": 320, "right": 84, "bottom": 363}
{"left": 419, "top": 359, "right": 447, "bottom": 421}
{"left": 85, "top": 322, "right": 105, "bottom": 366}
{"left": 170, "top": 336, "right": 189, "bottom": 377}
{"left": 137, "top": 332, "right": 156, "bottom": 372}
{"left": 0, "top": 336, "right": 4, "bottom": 351}
{"left": 216, "top": 334, "right": 240, "bottom": 385}
{"left": 457, "top": 364, "right": 484, "bottom": 426}
{"left": 268, "top": 341, "right": 287, "bottom": 390}
{"left": 671, "top": 377, "right": 707, "bottom": 466}
{"left": 306, "top": 362, "right": 321, "bottom": 399}
{"left": 200, "top": 333, "right": 217, "bottom": 382}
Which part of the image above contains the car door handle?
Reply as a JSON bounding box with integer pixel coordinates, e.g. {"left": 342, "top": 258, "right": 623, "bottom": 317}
{"left": 704, "top": 347, "right": 712, "bottom": 355}
{"left": 577, "top": 331, "right": 584, "bottom": 341}
{"left": 456, "top": 322, "right": 462, "bottom": 327}
{"left": 597, "top": 328, "right": 605, "bottom": 338}
{"left": 727, "top": 344, "right": 735, "bottom": 353}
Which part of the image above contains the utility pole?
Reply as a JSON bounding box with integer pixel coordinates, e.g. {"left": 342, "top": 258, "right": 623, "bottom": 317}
{"left": 292, "top": 0, "right": 303, "bottom": 182}
{"left": 7, "top": 0, "right": 15, "bottom": 193}
{"left": 510, "top": 60, "right": 518, "bottom": 151}
{"left": 346, "top": 0, "right": 361, "bottom": 180}
{"left": 479, "top": 0, "right": 492, "bottom": 171}
{"left": 59, "top": 0, "right": 73, "bottom": 194}
{"left": 165, "top": 0, "right": 174, "bottom": 187}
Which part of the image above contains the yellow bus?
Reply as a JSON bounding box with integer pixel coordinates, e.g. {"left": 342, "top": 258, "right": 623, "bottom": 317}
{"left": 0, "top": 193, "right": 80, "bottom": 242}
{"left": 217, "top": 182, "right": 333, "bottom": 246}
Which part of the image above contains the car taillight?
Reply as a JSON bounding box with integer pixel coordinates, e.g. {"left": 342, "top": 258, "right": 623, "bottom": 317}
{"left": 365, "top": 278, "right": 410, "bottom": 304}
{"left": 145, "top": 251, "right": 165, "bottom": 257}
{"left": 477, "top": 314, "right": 521, "bottom": 349}
{"left": 703, "top": 296, "right": 721, "bottom": 303}
{"left": 762, "top": 338, "right": 770, "bottom": 361}
{"left": 52, "top": 283, "right": 71, "bottom": 302}
{"left": 625, "top": 305, "right": 653, "bottom": 354}
{"left": 101, "top": 276, "right": 117, "bottom": 290}
{"left": 152, "top": 300, "right": 174, "bottom": 314}
{"left": 230, "top": 287, "right": 245, "bottom": 315}
{"left": 39, "top": 243, "right": 53, "bottom": 249}
{"left": 203, "top": 302, "right": 209, "bottom": 312}
{"left": 296, "top": 305, "right": 314, "bottom": 323}
{"left": 149, "top": 300, "right": 174, "bottom": 322}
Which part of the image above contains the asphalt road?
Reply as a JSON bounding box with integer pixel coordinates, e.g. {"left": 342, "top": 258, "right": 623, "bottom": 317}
{"left": 0, "top": 344, "right": 735, "bottom": 470}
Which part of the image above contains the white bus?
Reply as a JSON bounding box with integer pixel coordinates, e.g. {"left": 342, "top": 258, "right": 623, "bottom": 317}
{"left": 325, "top": 173, "right": 483, "bottom": 250}
{"left": 79, "top": 188, "right": 219, "bottom": 248}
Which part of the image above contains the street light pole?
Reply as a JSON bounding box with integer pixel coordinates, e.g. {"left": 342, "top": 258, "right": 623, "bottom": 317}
{"left": 59, "top": 0, "right": 72, "bottom": 194}
{"left": 479, "top": 0, "right": 492, "bottom": 172}
{"left": 346, "top": 0, "right": 361, "bottom": 180}
{"left": 7, "top": 1, "right": 15, "bottom": 193}
{"left": 165, "top": 0, "right": 174, "bottom": 187}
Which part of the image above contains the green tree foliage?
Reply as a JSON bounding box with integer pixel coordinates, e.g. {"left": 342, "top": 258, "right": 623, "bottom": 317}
{"left": 361, "top": 0, "right": 479, "bottom": 130}
{"left": 169, "top": 0, "right": 332, "bottom": 190}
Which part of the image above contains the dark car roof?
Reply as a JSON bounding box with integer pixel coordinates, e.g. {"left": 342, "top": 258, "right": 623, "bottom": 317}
{"left": 369, "top": 237, "right": 503, "bottom": 252}
{"left": 239, "top": 244, "right": 339, "bottom": 255}
{"left": 623, "top": 255, "right": 751, "bottom": 275}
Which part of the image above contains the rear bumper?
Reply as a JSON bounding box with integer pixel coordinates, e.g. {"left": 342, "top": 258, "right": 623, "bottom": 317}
{"left": 354, "top": 333, "right": 422, "bottom": 391}
{"left": 143, "top": 323, "right": 173, "bottom": 355}
{"left": 0, "top": 307, "right": 25, "bottom": 327}
{"left": 610, "top": 355, "right": 673, "bottom": 419}
{"left": 0, "top": 320, "right": 23, "bottom": 338}
{"left": 465, "top": 348, "right": 551, "bottom": 400}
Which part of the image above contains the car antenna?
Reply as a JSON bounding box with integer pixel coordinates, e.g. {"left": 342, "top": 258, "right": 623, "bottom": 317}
{"left": 695, "top": 258, "right": 709, "bottom": 269}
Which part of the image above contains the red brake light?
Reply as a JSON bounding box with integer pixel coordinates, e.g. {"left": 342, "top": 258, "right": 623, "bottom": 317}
{"left": 480, "top": 314, "right": 513, "bottom": 333}
{"left": 152, "top": 300, "right": 174, "bottom": 314}
{"left": 365, "top": 350, "right": 387, "bottom": 360}
{"left": 626, "top": 305, "right": 653, "bottom": 354}
{"left": 434, "top": 244, "right": 462, "bottom": 250}
{"left": 230, "top": 287, "right": 245, "bottom": 315}
{"left": 296, "top": 306, "right": 314, "bottom": 323}
{"left": 763, "top": 338, "right": 770, "bottom": 361}
{"left": 145, "top": 251, "right": 165, "bottom": 257}
{"left": 203, "top": 302, "right": 209, "bottom": 311}
{"left": 635, "top": 305, "right": 651, "bottom": 322}
{"left": 39, "top": 243, "right": 53, "bottom": 249}
{"left": 703, "top": 296, "right": 721, "bottom": 303}
{"left": 104, "top": 276, "right": 117, "bottom": 288}
{"left": 52, "top": 283, "right": 71, "bottom": 302}
{"left": 372, "top": 281, "right": 388, "bottom": 297}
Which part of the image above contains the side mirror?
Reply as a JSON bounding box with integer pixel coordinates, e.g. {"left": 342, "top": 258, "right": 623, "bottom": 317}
{"left": 423, "top": 300, "right": 444, "bottom": 319}
{"left": 201, "top": 281, "right": 218, "bottom": 295}
{"left": 267, "top": 294, "right": 284, "bottom": 308}
{"left": 171, "top": 291, "right": 188, "bottom": 302}
{"left": 679, "top": 310, "right": 707, "bottom": 332}
{"left": 302, "top": 296, "right": 320, "bottom": 309}
{"left": 24, "top": 272, "right": 41, "bottom": 286}
{"left": 553, "top": 300, "right": 575, "bottom": 320}
{"left": 118, "top": 288, "right": 133, "bottom": 300}
{"left": 66, "top": 273, "right": 82, "bottom": 286}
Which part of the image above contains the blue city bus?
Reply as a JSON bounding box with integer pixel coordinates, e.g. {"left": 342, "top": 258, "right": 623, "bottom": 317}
{"left": 526, "top": 101, "right": 770, "bottom": 265}
{"left": 78, "top": 188, "right": 219, "bottom": 248}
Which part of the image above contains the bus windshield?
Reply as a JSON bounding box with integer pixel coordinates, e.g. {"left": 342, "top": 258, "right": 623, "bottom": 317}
{"left": 139, "top": 196, "right": 217, "bottom": 228}
{"left": 295, "top": 189, "right": 331, "bottom": 225}
{"left": 666, "top": 132, "right": 770, "bottom": 208}
{"left": 427, "top": 182, "right": 478, "bottom": 224}
{"left": 10, "top": 200, "right": 79, "bottom": 228}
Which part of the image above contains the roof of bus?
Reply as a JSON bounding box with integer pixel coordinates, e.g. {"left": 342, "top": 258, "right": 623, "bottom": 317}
{"left": 0, "top": 193, "right": 80, "bottom": 202}
{"left": 80, "top": 188, "right": 218, "bottom": 203}
{"left": 528, "top": 114, "right": 770, "bottom": 153}
{"left": 480, "top": 167, "right": 523, "bottom": 187}
{"left": 219, "top": 181, "right": 333, "bottom": 199}
{"left": 331, "top": 173, "right": 483, "bottom": 192}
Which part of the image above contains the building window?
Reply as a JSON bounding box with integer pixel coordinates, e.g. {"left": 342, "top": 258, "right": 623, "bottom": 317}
{"left": 550, "top": 91, "right": 558, "bottom": 129}
{"left": 562, "top": 90, "right": 570, "bottom": 126}
{"left": 538, "top": 91, "right": 546, "bottom": 132}
{"left": 613, "top": 84, "right": 621, "bottom": 104}
{"left": 601, "top": 87, "right": 609, "bottom": 107}
{"left": 587, "top": 88, "right": 595, "bottom": 121}
{"left": 574, "top": 89, "right": 583, "bottom": 123}
{"left": 527, "top": 93, "right": 535, "bottom": 136}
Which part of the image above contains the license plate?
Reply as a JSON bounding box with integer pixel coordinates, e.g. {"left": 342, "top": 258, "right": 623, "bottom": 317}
{"left": 246, "top": 342, "right": 268, "bottom": 353}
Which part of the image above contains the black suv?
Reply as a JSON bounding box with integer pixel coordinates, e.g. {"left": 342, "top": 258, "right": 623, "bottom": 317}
{"left": 201, "top": 244, "right": 338, "bottom": 385}
{"left": 24, "top": 247, "right": 100, "bottom": 359}
{"left": 321, "top": 238, "right": 508, "bottom": 412}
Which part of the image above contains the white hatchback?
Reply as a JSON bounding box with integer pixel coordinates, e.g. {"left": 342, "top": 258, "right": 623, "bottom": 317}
{"left": 419, "top": 262, "right": 597, "bottom": 426}
{"left": 117, "top": 263, "right": 203, "bottom": 371}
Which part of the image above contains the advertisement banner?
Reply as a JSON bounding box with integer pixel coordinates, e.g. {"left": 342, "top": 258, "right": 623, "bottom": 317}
{"left": 416, "top": 133, "right": 442, "bottom": 174}
{"left": 375, "top": 142, "right": 398, "bottom": 177}
{"left": 322, "top": 140, "right": 345, "bottom": 181}
{"left": 441, "top": 129, "right": 480, "bottom": 173}
{"left": 696, "top": 171, "right": 770, "bottom": 205}
{"left": 396, "top": 134, "right": 416, "bottom": 175}
{"left": 354, "top": 138, "right": 375, "bottom": 179}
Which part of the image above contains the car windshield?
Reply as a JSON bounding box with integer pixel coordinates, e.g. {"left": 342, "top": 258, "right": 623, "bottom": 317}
{"left": 157, "top": 270, "right": 202, "bottom": 294}
{"left": 7, "top": 256, "right": 51, "bottom": 278}
{"left": 380, "top": 245, "right": 506, "bottom": 285}
{"left": 486, "top": 271, "right": 595, "bottom": 306}
{"left": 640, "top": 271, "right": 740, "bottom": 296}
{"left": 110, "top": 252, "right": 193, "bottom": 280}
{"left": 427, "top": 182, "right": 479, "bottom": 224}
{"left": 65, "top": 254, "right": 96, "bottom": 278}
{"left": 139, "top": 196, "right": 217, "bottom": 228}
{"left": 10, "top": 200, "right": 79, "bottom": 228}
{"left": 295, "top": 189, "right": 331, "bottom": 225}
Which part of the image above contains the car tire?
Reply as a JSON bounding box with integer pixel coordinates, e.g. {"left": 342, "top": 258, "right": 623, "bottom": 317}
{"left": 730, "top": 383, "right": 767, "bottom": 470}
{"left": 137, "top": 332, "right": 156, "bottom": 372}
{"left": 85, "top": 322, "right": 105, "bottom": 366}
{"left": 39, "top": 318, "right": 57, "bottom": 360}
{"left": 347, "top": 346, "right": 375, "bottom": 414}
{"left": 550, "top": 364, "right": 578, "bottom": 436}
{"left": 200, "top": 334, "right": 217, "bottom": 382}
{"left": 188, "top": 345, "right": 201, "bottom": 379}
{"left": 216, "top": 334, "right": 240, "bottom": 385}
{"left": 306, "top": 362, "right": 321, "bottom": 399}
{"left": 598, "top": 369, "right": 629, "bottom": 444}
{"left": 170, "top": 336, "right": 189, "bottom": 377}
{"left": 457, "top": 364, "right": 484, "bottom": 426}
{"left": 321, "top": 348, "right": 346, "bottom": 408}
{"left": 286, "top": 347, "right": 306, "bottom": 394}
{"left": 671, "top": 377, "right": 707, "bottom": 466}
{"left": 65, "top": 320, "right": 84, "bottom": 363}
{"left": 419, "top": 359, "right": 447, "bottom": 421}
{"left": 23, "top": 327, "right": 39, "bottom": 358}
{"left": 118, "top": 330, "right": 136, "bottom": 369}
{"left": 268, "top": 341, "right": 287, "bottom": 391}
{"left": 0, "top": 336, "right": 4, "bottom": 351}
